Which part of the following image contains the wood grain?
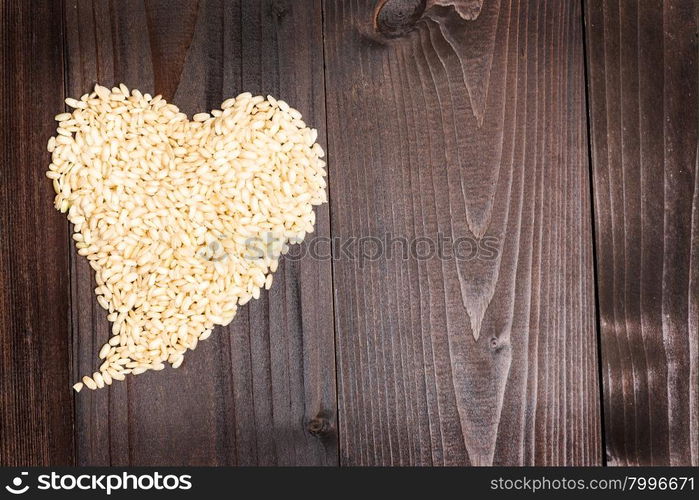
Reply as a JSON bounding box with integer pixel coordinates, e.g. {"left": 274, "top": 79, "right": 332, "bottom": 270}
{"left": 585, "top": 0, "right": 698, "bottom": 466}
{"left": 5, "top": 0, "right": 697, "bottom": 467}
{"left": 324, "top": 0, "right": 601, "bottom": 465}
{"left": 64, "top": 0, "right": 336, "bottom": 466}
{"left": 0, "top": 0, "right": 74, "bottom": 465}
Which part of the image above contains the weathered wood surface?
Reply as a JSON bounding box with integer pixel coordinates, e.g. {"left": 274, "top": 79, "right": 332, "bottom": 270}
{"left": 3, "top": 0, "right": 698, "bottom": 467}
{"left": 585, "top": 0, "right": 699, "bottom": 466}
{"left": 324, "top": 0, "right": 601, "bottom": 465}
{"left": 0, "top": 0, "right": 74, "bottom": 466}
{"left": 64, "top": 0, "right": 336, "bottom": 466}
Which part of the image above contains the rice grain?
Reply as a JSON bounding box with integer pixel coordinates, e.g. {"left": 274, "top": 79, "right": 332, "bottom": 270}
{"left": 49, "top": 84, "right": 327, "bottom": 390}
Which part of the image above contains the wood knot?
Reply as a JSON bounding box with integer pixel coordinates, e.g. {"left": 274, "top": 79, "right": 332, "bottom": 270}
{"left": 307, "top": 415, "right": 332, "bottom": 438}
{"left": 374, "top": 0, "right": 427, "bottom": 38}
{"left": 489, "top": 335, "right": 510, "bottom": 354}
{"left": 270, "top": 0, "right": 289, "bottom": 23}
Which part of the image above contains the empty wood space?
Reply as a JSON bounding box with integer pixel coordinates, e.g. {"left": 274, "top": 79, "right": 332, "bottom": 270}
{"left": 0, "top": 0, "right": 696, "bottom": 466}
{"left": 585, "top": 0, "right": 698, "bottom": 466}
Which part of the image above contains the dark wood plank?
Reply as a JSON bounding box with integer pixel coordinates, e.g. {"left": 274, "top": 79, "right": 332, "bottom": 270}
{"left": 585, "top": 0, "right": 698, "bottom": 466}
{"left": 0, "top": 0, "right": 74, "bottom": 465}
{"left": 64, "top": 0, "right": 336, "bottom": 466}
{"left": 324, "top": 0, "right": 601, "bottom": 465}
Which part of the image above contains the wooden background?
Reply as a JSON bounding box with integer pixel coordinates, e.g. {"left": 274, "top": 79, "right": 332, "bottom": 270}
{"left": 0, "top": 0, "right": 696, "bottom": 466}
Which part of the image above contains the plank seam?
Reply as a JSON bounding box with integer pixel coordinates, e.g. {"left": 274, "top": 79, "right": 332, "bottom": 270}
{"left": 60, "top": 0, "right": 78, "bottom": 467}
{"left": 580, "top": 0, "right": 607, "bottom": 467}
{"left": 319, "top": 0, "right": 341, "bottom": 467}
